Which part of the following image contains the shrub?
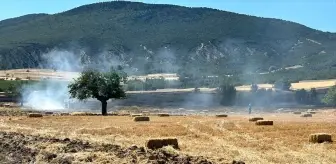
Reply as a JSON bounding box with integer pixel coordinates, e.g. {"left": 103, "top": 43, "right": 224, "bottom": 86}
{"left": 218, "top": 83, "right": 236, "bottom": 106}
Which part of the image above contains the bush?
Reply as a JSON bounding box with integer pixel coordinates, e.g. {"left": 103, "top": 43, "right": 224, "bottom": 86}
{"left": 323, "top": 85, "right": 336, "bottom": 106}
{"left": 274, "top": 80, "right": 291, "bottom": 91}
{"left": 218, "top": 83, "right": 236, "bottom": 106}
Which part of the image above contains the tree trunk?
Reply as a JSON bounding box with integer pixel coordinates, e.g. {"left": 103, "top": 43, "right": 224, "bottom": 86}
{"left": 101, "top": 100, "right": 107, "bottom": 116}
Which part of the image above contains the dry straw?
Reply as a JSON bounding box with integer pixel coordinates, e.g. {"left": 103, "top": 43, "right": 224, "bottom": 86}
{"left": 70, "top": 112, "right": 97, "bottom": 116}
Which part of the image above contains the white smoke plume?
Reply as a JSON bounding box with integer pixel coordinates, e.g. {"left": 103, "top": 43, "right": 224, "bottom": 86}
{"left": 21, "top": 48, "right": 126, "bottom": 111}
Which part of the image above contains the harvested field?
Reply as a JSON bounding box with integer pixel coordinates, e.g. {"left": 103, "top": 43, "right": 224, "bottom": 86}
{"left": 1, "top": 107, "right": 336, "bottom": 163}
{"left": 0, "top": 131, "right": 212, "bottom": 164}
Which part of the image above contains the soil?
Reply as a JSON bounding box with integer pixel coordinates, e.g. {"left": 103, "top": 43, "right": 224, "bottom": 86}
{"left": 0, "top": 131, "right": 225, "bottom": 164}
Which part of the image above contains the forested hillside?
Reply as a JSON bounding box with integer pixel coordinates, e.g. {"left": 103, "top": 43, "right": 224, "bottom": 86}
{"left": 0, "top": 1, "right": 335, "bottom": 81}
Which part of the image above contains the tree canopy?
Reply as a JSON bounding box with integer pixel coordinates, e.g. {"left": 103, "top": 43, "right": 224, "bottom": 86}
{"left": 323, "top": 86, "right": 336, "bottom": 106}
{"left": 68, "top": 69, "right": 126, "bottom": 115}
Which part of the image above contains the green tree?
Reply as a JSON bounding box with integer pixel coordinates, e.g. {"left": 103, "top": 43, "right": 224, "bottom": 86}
{"left": 295, "top": 89, "right": 308, "bottom": 104}
{"left": 274, "top": 80, "right": 291, "bottom": 91}
{"left": 309, "top": 88, "right": 318, "bottom": 104}
{"left": 218, "top": 83, "right": 237, "bottom": 106}
{"left": 322, "top": 86, "right": 336, "bottom": 106}
{"left": 6, "top": 81, "right": 27, "bottom": 106}
{"left": 251, "top": 84, "right": 258, "bottom": 93}
{"left": 68, "top": 69, "right": 126, "bottom": 115}
{"left": 126, "top": 79, "right": 145, "bottom": 91}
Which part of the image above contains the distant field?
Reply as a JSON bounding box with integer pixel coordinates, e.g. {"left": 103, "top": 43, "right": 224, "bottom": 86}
{"left": 1, "top": 107, "right": 336, "bottom": 163}
{"left": 0, "top": 69, "right": 335, "bottom": 92}
{"left": 0, "top": 69, "right": 80, "bottom": 81}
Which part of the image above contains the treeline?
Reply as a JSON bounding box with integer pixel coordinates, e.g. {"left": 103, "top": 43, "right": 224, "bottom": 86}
{"left": 218, "top": 83, "right": 331, "bottom": 107}
{"left": 126, "top": 78, "right": 181, "bottom": 91}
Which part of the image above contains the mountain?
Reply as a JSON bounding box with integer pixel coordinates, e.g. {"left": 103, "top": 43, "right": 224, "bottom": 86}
{"left": 0, "top": 1, "right": 335, "bottom": 80}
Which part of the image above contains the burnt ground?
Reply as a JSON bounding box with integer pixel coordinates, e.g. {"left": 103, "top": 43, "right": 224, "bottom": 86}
{"left": 0, "top": 131, "right": 230, "bottom": 164}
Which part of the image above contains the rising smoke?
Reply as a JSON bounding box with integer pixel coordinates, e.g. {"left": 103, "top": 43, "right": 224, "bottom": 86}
{"left": 21, "top": 46, "right": 182, "bottom": 111}
{"left": 21, "top": 48, "right": 128, "bottom": 111}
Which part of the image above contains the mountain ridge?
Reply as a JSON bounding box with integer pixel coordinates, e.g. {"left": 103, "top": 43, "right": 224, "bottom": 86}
{"left": 0, "top": 1, "right": 335, "bottom": 81}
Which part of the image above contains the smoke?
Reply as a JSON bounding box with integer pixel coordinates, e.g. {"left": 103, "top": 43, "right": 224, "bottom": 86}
{"left": 153, "top": 47, "right": 179, "bottom": 73}
{"left": 22, "top": 80, "right": 70, "bottom": 110}
{"left": 22, "top": 48, "right": 128, "bottom": 111}
{"left": 42, "top": 49, "right": 83, "bottom": 71}
{"left": 182, "top": 92, "right": 219, "bottom": 109}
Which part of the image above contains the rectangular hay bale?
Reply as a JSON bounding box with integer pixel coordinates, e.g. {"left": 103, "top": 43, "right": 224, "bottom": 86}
{"left": 146, "top": 138, "right": 179, "bottom": 149}
{"left": 45, "top": 112, "right": 54, "bottom": 115}
{"left": 309, "top": 133, "right": 332, "bottom": 143}
{"left": 70, "top": 112, "right": 97, "bottom": 116}
{"left": 249, "top": 117, "right": 264, "bottom": 122}
{"left": 216, "top": 114, "right": 228, "bottom": 117}
{"left": 60, "top": 113, "right": 70, "bottom": 116}
{"left": 301, "top": 113, "right": 312, "bottom": 117}
{"left": 133, "top": 116, "right": 150, "bottom": 122}
{"left": 255, "top": 120, "right": 273, "bottom": 126}
{"left": 28, "top": 113, "right": 43, "bottom": 118}
{"left": 157, "top": 113, "right": 170, "bottom": 117}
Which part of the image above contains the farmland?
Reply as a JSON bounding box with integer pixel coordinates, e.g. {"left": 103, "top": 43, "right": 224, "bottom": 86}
{"left": 1, "top": 107, "right": 336, "bottom": 163}
{"left": 0, "top": 69, "right": 335, "bottom": 92}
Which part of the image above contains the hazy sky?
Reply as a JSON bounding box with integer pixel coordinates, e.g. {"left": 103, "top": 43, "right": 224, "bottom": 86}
{"left": 0, "top": 0, "right": 335, "bottom": 32}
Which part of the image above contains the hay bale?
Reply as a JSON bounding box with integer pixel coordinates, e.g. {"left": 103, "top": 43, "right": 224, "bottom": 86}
{"left": 118, "top": 113, "right": 130, "bottom": 116}
{"left": 70, "top": 112, "right": 97, "bottom": 116}
{"left": 293, "top": 111, "right": 301, "bottom": 114}
{"left": 146, "top": 138, "right": 179, "bottom": 149}
{"left": 131, "top": 114, "right": 143, "bottom": 117}
{"left": 60, "top": 113, "right": 70, "bottom": 116}
{"left": 301, "top": 113, "right": 312, "bottom": 117}
{"left": 216, "top": 114, "right": 228, "bottom": 117}
{"left": 28, "top": 113, "right": 43, "bottom": 118}
{"left": 255, "top": 120, "right": 273, "bottom": 126}
{"left": 45, "top": 112, "right": 54, "bottom": 115}
{"left": 133, "top": 116, "right": 150, "bottom": 122}
{"left": 249, "top": 117, "right": 264, "bottom": 122}
{"left": 158, "top": 113, "right": 170, "bottom": 117}
{"left": 309, "top": 133, "right": 332, "bottom": 143}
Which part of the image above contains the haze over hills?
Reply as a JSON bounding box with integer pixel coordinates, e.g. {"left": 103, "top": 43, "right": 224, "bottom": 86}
{"left": 0, "top": 1, "right": 335, "bottom": 81}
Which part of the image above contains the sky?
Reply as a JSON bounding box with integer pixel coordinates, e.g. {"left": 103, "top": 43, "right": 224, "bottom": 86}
{"left": 0, "top": 0, "right": 335, "bottom": 32}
